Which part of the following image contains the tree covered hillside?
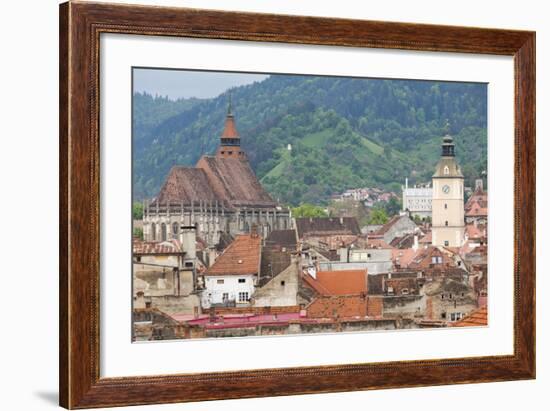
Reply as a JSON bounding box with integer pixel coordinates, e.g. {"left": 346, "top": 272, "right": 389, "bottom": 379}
{"left": 133, "top": 75, "right": 487, "bottom": 205}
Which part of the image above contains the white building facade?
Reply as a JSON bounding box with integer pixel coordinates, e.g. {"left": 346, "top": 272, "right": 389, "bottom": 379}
{"left": 402, "top": 178, "right": 432, "bottom": 219}
{"left": 201, "top": 274, "right": 256, "bottom": 308}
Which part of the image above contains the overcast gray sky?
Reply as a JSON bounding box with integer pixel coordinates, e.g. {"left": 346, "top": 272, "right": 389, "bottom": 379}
{"left": 133, "top": 68, "right": 269, "bottom": 99}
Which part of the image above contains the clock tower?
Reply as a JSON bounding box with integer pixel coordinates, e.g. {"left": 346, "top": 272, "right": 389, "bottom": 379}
{"left": 431, "top": 132, "right": 465, "bottom": 247}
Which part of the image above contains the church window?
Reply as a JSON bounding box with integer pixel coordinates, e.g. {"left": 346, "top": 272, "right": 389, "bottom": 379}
{"left": 151, "top": 223, "right": 156, "bottom": 240}
{"left": 172, "top": 222, "right": 178, "bottom": 235}
{"left": 161, "top": 223, "right": 167, "bottom": 241}
{"left": 444, "top": 203, "right": 448, "bottom": 209}
{"left": 445, "top": 220, "right": 449, "bottom": 226}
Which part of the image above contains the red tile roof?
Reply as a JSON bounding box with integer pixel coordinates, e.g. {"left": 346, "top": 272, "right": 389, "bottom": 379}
{"left": 374, "top": 215, "right": 401, "bottom": 235}
{"left": 419, "top": 231, "right": 432, "bottom": 243}
{"left": 392, "top": 248, "right": 419, "bottom": 268}
{"left": 465, "top": 223, "right": 485, "bottom": 239}
{"left": 221, "top": 115, "right": 239, "bottom": 138}
{"left": 155, "top": 167, "right": 221, "bottom": 205}
{"left": 367, "top": 238, "right": 393, "bottom": 249}
{"left": 465, "top": 187, "right": 488, "bottom": 217}
{"left": 301, "top": 273, "right": 333, "bottom": 296}
{"left": 453, "top": 306, "right": 488, "bottom": 327}
{"left": 197, "top": 156, "right": 277, "bottom": 207}
{"left": 205, "top": 233, "right": 261, "bottom": 276}
{"left": 316, "top": 269, "right": 368, "bottom": 295}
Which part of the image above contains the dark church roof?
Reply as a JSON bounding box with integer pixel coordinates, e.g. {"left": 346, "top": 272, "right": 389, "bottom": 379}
{"left": 295, "top": 217, "right": 361, "bottom": 238}
{"left": 265, "top": 229, "right": 298, "bottom": 249}
{"left": 197, "top": 156, "right": 277, "bottom": 208}
{"left": 152, "top": 99, "right": 279, "bottom": 210}
{"left": 155, "top": 167, "right": 221, "bottom": 205}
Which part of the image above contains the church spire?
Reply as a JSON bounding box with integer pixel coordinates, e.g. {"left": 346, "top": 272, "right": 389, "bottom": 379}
{"left": 227, "top": 91, "right": 233, "bottom": 116}
{"left": 441, "top": 120, "right": 455, "bottom": 157}
{"left": 216, "top": 94, "right": 246, "bottom": 159}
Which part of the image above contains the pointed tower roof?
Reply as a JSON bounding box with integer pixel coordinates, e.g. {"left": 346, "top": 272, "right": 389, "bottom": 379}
{"left": 221, "top": 93, "right": 239, "bottom": 138}
{"left": 216, "top": 94, "right": 246, "bottom": 159}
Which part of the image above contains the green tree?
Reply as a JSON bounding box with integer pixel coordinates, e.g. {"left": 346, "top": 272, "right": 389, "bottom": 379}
{"left": 132, "top": 202, "right": 144, "bottom": 220}
{"left": 367, "top": 207, "right": 389, "bottom": 225}
{"left": 133, "top": 227, "right": 144, "bottom": 240}
{"left": 292, "top": 203, "right": 328, "bottom": 218}
{"left": 383, "top": 197, "right": 402, "bottom": 216}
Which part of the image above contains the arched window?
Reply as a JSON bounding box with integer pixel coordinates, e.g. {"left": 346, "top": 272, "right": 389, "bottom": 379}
{"left": 161, "top": 223, "right": 167, "bottom": 241}
{"left": 445, "top": 221, "right": 449, "bottom": 226}
{"left": 172, "top": 222, "right": 179, "bottom": 236}
{"left": 150, "top": 223, "right": 156, "bottom": 241}
{"left": 444, "top": 203, "right": 448, "bottom": 209}
{"left": 444, "top": 166, "right": 449, "bottom": 175}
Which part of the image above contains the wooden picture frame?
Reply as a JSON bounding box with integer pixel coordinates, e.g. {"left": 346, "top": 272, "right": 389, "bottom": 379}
{"left": 59, "top": 1, "right": 535, "bottom": 408}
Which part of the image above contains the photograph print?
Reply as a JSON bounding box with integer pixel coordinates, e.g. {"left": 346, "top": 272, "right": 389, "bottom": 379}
{"left": 132, "top": 68, "right": 488, "bottom": 341}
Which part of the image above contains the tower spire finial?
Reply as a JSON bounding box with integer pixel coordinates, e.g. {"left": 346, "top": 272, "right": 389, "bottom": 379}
{"left": 444, "top": 119, "right": 451, "bottom": 135}
{"left": 227, "top": 91, "right": 233, "bottom": 116}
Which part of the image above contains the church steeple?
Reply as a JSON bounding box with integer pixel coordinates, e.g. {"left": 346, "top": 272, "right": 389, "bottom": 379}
{"left": 216, "top": 93, "right": 246, "bottom": 159}
{"left": 441, "top": 122, "right": 455, "bottom": 157}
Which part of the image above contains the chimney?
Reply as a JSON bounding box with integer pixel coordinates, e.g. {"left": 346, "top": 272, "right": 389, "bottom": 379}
{"left": 180, "top": 225, "right": 196, "bottom": 260}
{"left": 405, "top": 177, "right": 409, "bottom": 189}
{"left": 338, "top": 247, "right": 348, "bottom": 262}
{"left": 251, "top": 223, "right": 259, "bottom": 238}
{"left": 475, "top": 179, "right": 483, "bottom": 191}
{"left": 413, "top": 235, "right": 419, "bottom": 251}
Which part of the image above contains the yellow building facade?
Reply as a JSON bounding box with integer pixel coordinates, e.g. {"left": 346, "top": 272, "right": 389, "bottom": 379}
{"left": 431, "top": 134, "right": 465, "bottom": 247}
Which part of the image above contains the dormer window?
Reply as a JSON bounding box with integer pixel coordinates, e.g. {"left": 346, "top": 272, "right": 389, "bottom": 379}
{"left": 444, "top": 166, "right": 450, "bottom": 175}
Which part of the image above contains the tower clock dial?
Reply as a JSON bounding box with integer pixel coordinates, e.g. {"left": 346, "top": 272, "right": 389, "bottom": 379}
{"left": 442, "top": 184, "right": 450, "bottom": 194}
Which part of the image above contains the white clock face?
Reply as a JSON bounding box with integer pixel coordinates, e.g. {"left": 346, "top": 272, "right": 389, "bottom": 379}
{"left": 442, "top": 185, "right": 450, "bottom": 194}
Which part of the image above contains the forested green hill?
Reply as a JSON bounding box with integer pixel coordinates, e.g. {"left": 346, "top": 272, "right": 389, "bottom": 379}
{"left": 133, "top": 75, "right": 487, "bottom": 206}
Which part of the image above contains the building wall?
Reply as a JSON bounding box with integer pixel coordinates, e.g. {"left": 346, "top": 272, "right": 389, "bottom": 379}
{"left": 432, "top": 177, "right": 465, "bottom": 247}
{"left": 347, "top": 248, "right": 392, "bottom": 262}
{"left": 303, "top": 234, "right": 358, "bottom": 250}
{"left": 253, "top": 263, "right": 300, "bottom": 307}
{"left": 306, "top": 295, "right": 371, "bottom": 318}
{"left": 143, "top": 206, "right": 291, "bottom": 245}
{"left": 382, "top": 295, "right": 426, "bottom": 319}
{"left": 426, "top": 292, "right": 478, "bottom": 322}
{"left": 403, "top": 186, "right": 433, "bottom": 218}
{"left": 319, "top": 261, "right": 393, "bottom": 275}
{"left": 382, "top": 216, "right": 418, "bottom": 244}
{"left": 202, "top": 274, "right": 256, "bottom": 307}
{"left": 149, "top": 294, "right": 201, "bottom": 315}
